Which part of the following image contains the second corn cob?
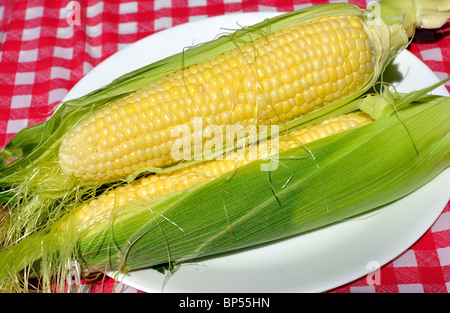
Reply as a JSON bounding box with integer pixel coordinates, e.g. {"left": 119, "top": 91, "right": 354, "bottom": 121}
{"left": 1, "top": 87, "right": 448, "bottom": 292}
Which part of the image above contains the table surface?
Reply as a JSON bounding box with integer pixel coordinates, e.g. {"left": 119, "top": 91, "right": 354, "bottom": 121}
{"left": 0, "top": 0, "right": 449, "bottom": 293}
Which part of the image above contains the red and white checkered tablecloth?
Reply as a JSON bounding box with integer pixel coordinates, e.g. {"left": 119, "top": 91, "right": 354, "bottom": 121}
{"left": 0, "top": 0, "right": 449, "bottom": 293}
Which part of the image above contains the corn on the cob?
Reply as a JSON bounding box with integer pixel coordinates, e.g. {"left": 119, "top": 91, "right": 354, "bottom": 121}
{"left": 57, "top": 15, "right": 380, "bottom": 181}
{"left": 58, "top": 0, "right": 450, "bottom": 183}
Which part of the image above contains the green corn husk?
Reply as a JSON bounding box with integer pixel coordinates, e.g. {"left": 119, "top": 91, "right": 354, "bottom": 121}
{"left": 0, "top": 2, "right": 415, "bottom": 251}
{"left": 0, "top": 81, "right": 448, "bottom": 292}
{"left": 76, "top": 87, "right": 450, "bottom": 271}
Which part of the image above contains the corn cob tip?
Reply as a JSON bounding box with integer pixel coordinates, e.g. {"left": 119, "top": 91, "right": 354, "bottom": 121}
{"left": 376, "top": 0, "right": 450, "bottom": 37}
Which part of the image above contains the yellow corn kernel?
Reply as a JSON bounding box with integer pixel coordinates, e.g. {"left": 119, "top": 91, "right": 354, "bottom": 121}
{"left": 59, "top": 15, "right": 375, "bottom": 181}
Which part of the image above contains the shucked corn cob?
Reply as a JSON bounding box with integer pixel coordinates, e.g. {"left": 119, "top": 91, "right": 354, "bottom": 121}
{"left": 55, "top": 0, "right": 450, "bottom": 183}
{"left": 58, "top": 15, "right": 379, "bottom": 181}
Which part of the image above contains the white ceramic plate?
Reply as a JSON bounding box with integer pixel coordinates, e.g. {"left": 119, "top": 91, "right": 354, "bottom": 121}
{"left": 63, "top": 13, "right": 450, "bottom": 293}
